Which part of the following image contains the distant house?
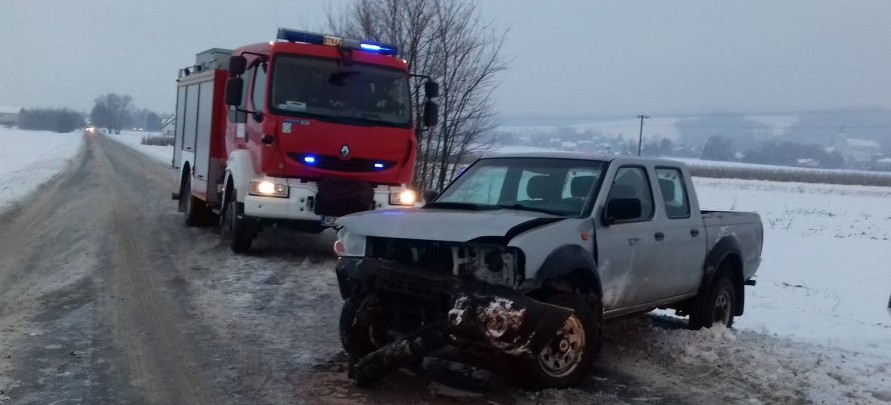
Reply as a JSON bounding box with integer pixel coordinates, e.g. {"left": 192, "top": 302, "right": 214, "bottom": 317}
{"left": 0, "top": 105, "right": 20, "bottom": 126}
{"left": 875, "top": 157, "right": 891, "bottom": 172}
{"left": 832, "top": 133, "right": 881, "bottom": 169}
{"left": 796, "top": 158, "right": 822, "bottom": 168}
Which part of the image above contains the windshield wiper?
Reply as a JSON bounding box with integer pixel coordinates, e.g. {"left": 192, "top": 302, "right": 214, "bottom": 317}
{"left": 495, "top": 204, "right": 566, "bottom": 216}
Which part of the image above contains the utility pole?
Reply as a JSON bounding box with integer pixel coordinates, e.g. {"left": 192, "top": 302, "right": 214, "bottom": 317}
{"left": 637, "top": 114, "right": 649, "bottom": 156}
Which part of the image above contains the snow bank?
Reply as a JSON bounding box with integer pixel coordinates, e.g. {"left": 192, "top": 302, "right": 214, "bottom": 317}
{"left": 602, "top": 316, "right": 891, "bottom": 404}
{"left": 103, "top": 130, "right": 173, "bottom": 164}
{"left": 0, "top": 127, "right": 83, "bottom": 212}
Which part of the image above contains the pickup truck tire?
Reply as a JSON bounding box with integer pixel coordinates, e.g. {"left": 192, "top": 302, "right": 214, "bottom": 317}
{"left": 519, "top": 293, "right": 598, "bottom": 389}
{"left": 220, "top": 198, "right": 253, "bottom": 253}
{"left": 689, "top": 275, "right": 736, "bottom": 330}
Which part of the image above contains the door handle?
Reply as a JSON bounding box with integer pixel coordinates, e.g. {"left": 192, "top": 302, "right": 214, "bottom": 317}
{"left": 690, "top": 229, "right": 700, "bottom": 237}
{"left": 654, "top": 232, "right": 665, "bottom": 241}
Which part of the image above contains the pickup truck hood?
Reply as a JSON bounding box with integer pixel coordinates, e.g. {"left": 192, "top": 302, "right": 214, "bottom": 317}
{"left": 336, "top": 208, "right": 563, "bottom": 242}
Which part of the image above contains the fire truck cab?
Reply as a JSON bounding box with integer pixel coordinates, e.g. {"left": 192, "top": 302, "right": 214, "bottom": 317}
{"left": 173, "top": 28, "right": 438, "bottom": 253}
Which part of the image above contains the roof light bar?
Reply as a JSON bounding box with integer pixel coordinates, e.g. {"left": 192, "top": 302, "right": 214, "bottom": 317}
{"left": 276, "top": 28, "right": 398, "bottom": 55}
{"left": 277, "top": 29, "right": 324, "bottom": 44}
{"left": 360, "top": 42, "right": 398, "bottom": 56}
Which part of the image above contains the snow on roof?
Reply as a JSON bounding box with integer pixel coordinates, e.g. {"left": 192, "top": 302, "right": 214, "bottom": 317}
{"left": 846, "top": 138, "right": 880, "bottom": 148}
{"left": 0, "top": 105, "right": 21, "bottom": 114}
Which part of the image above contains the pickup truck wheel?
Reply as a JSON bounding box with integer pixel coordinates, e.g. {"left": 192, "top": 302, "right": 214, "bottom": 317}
{"left": 339, "top": 296, "right": 386, "bottom": 360}
{"left": 689, "top": 276, "right": 736, "bottom": 330}
{"left": 221, "top": 198, "right": 253, "bottom": 253}
{"left": 520, "top": 293, "right": 598, "bottom": 389}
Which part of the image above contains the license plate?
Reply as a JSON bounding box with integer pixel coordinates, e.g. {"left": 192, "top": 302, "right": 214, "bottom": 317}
{"left": 320, "top": 216, "right": 338, "bottom": 227}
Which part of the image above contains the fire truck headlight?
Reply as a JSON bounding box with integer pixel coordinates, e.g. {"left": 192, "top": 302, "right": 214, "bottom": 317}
{"left": 390, "top": 189, "right": 417, "bottom": 206}
{"left": 249, "top": 180, "right": 289, "bottom": 198}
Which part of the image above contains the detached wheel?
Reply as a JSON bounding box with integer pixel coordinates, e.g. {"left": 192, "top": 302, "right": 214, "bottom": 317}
{"left": 220, "top": 194, "right": 254, "bottom": 253}
{"left": 689, "top": 275, "right": 736, "bottom": 330}
{"left": 520, "top": 293, "right": 600, "bottom": 389}
{"left": 339, "top": 296, "right": 386, "bottom": 360}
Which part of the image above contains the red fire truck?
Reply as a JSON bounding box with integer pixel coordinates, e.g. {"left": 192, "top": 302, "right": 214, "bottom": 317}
{"left": 172, "top": 28, "right": 438, "bottom": 253}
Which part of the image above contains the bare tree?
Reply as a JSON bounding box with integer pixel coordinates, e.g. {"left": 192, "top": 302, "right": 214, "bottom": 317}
{"left": 91, "top": 93, "right": 133, "bottom": 134}
{"left": 330, "top": 0, "right": 507, "bottom": 191}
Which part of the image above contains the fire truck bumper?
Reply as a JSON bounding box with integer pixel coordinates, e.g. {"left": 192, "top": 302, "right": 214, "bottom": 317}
{"left": 242, "top": 179, "right": 409, "bottom": 223}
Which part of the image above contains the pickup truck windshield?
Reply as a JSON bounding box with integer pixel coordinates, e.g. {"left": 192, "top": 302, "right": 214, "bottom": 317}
{"left": 432, "top": 157, "right": 606, "bottom": 217}
{"left": 269, "top": 54, "right": 411, "bottom": 128}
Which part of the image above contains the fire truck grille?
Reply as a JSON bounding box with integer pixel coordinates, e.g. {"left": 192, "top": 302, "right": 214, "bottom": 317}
{"left": 289, "top": 154, "right": 396, "bottom": 173}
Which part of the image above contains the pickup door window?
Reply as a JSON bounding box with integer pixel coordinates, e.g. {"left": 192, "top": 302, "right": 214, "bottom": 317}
{"left": 653, "top": 167, "right": 706, "bottom": 300}
{"left": 597, "top": 166, "right": 664, "bottom": 310}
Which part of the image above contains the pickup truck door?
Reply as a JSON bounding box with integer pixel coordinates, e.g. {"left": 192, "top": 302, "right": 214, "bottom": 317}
{"left": 595, "top": 165, "right": 664, "bottom": 311}
{"left": 652, "top": 167, "right": 707, "bottom": 300}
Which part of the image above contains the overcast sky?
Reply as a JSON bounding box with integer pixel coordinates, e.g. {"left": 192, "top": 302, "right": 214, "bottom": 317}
{"left": 1, "top": 0, "right": 890, "bottom": 119}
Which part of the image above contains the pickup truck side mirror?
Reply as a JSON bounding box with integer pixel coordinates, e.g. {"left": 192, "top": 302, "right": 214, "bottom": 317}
{"left": 602, "top": 197, "right": 642, "bottom": 226}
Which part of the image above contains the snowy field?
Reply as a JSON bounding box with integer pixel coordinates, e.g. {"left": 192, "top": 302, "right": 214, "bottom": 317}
{"left": 1, "top": 127, "right": 889, "bottom": 402}
{"left": 0, "top": 128, "right": 83, "bottom": 213}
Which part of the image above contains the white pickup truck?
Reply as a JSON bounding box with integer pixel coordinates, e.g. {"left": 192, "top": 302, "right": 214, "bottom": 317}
{"left": 334, "top": 153, "right": 763, "bottom": 388}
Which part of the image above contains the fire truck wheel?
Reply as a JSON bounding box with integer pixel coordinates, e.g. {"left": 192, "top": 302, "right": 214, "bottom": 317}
{"left": 221, "top": 199, "right": 253, "bottom": 253}
{"left": 183, "top": 177, "right": 209, "bottom": 227}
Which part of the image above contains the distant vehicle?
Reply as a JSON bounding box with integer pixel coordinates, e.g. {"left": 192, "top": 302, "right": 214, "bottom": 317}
{"left": 334, "top": 153, "right": 764, "bottom": 388}
{"left": 172, "top": 28, "right": 439, "bottom": 253}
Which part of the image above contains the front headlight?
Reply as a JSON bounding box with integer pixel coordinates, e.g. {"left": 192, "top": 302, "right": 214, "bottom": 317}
{"left": 249, "top": 180, "right": 289, "bottom": 198}
{"left": 334, "top": 228, "right": 366, "bottom": 257}
{"left": 389, "top": 189, "right": 417, "bottom": 206}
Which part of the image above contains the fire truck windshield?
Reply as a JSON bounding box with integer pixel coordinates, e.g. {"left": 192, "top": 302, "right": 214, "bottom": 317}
{"left": 270, "top": 54, "right": 411, "bottom": 128}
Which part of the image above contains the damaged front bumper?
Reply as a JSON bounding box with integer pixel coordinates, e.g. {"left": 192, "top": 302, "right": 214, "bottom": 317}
{"left": 336, "top": 257, "right": 573, "bottom": 358}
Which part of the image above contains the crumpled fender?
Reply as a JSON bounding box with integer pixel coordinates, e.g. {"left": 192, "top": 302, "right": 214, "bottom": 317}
{"left": 445, "top": 288, "right": 572, "bottom": 356}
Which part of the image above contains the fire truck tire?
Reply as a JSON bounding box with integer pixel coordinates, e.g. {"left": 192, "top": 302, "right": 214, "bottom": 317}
{"left": 221, "top": 199, "right": 254, "bottom": 253}
{"left": 183, "top": 177, "right": 210, "bottom": 227}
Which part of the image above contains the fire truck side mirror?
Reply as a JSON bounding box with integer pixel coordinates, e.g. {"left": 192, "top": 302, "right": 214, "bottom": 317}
{"left": 423, "top": 100, "right": 438, "bottom": 127}
{"left": 424, "top": 81, "right": 439, "bottom": 98}
{"left": 229, "top": 56, "right": 247, "bottom": 76}
{"left": 226, "top": 78, "right": 244, "bottom": 106}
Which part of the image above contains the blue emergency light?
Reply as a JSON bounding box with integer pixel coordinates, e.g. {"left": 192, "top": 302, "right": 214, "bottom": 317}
{"left": 303, "top": 155, "right": 318, "bottom": 165}
{"left": 373, "top": 162, "right": 385, "bottom": 169}
{"left": 277, "top": 28, "right": 398, "bottom": 56}
{"left": 359, "top": 42, "right": 398, "bottom": 56}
